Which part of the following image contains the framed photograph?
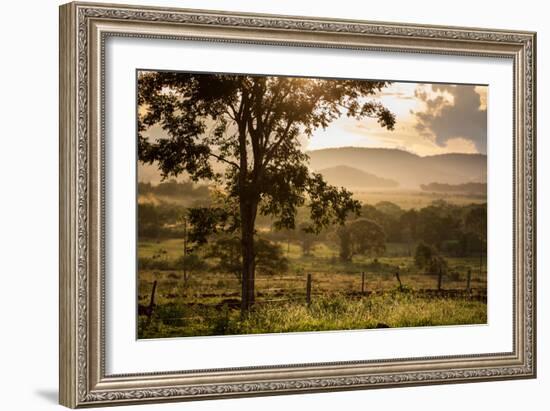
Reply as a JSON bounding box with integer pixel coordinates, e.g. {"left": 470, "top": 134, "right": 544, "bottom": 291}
{"left": 59, "top": 2, "right": 536, "bottom": 408}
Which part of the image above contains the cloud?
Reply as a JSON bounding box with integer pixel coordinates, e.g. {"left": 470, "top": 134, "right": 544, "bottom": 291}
{"left": 413, "top": 84, "right": 487, "bottom": 154}
{"left": 378, "top": 90, "right": 415, "bottom": 100}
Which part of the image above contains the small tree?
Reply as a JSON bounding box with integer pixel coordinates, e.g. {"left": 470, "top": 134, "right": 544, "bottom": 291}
{"left": 337, "top": 225, "right": 353, "bottom": 262}
{"left": 427, "top": 255, "right": 448, "bottom": 276}
{"left": 296, "top": 222, "right": 316, "bottom": 256}
{"left": 414, "top": 242, "right": 433, "bottom": 269}
{"left": 337, "top": 219, "right": 386, "bottom": 262}
{"left": 209, "top": 235, "right": 288, "bottom": 282}
{"left": 175, "top": 254, "right": 207, "bottom": 284}
{"left": 208, "top": 235, "right": 242, "bottom": 281}
{"left": 255, "top": 237, "right": 289, "bottom": 275}
{"left": 414, "top": 243, "right": 448, "bottom": 290}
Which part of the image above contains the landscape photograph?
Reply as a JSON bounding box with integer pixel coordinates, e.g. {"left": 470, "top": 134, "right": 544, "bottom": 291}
{"left": 136, "top": 71, "right": 487, "bottom": 339}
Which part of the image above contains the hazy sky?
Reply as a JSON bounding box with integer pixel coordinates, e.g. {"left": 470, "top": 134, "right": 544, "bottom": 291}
{"left": 139, "top": 78, "right": 487, "bottom": 183}
{"left": 305, "top": 82, "right": 487, "bottom": 156}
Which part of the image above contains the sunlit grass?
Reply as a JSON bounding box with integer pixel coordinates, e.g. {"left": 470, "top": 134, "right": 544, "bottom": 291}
{"left": 137, "top": 237, "right": 487, "bottom": 339}
{"left": 352, "top": 190, "right": 486, "bottom": 210}
{"left": 138, "top": 292, "right": 487, "bottom": 338}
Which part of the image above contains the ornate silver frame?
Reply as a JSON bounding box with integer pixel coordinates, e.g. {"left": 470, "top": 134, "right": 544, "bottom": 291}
{"left": 59, "top": 2, "right": 536, "bottom": 408}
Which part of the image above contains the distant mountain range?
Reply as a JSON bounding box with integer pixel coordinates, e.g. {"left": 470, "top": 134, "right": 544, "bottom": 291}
{"left": 317, "top": 165, "right": 399, "bottom": 189}
{"left": 308, "top": 147, "right": 486, "bottom": 189}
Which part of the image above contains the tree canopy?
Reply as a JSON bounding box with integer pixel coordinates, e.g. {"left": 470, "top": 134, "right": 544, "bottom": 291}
{"left": 208, "top": 235, "right": 288, "bottom": 282}
{"left": 138, "top": 73, "right": 395, "bottom": 232}
{"left": 337, "top": 218, "right": 386, "bottom": 262}
{"left": 137, "top": 71, "right": 396, "bottom": 312}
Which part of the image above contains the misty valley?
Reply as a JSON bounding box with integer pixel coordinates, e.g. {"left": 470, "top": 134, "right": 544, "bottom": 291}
{"left": 136, "top": 72, "right": 487, "bottom": 338}
{"left": 137, "top": 149, "right": 486, "bottom": 338}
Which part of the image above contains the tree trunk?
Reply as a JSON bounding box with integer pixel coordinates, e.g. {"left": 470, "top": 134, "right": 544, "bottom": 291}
{"left": 240, "top": 199, "right": 258, "bottom": 315}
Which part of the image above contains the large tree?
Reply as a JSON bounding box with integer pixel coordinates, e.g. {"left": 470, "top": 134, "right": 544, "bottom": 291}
{"left": 138, "top": 72, "right": 395, "bottom": 313}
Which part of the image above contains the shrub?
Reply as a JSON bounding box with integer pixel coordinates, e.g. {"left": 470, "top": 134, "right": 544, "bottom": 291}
{"left": 414, "top": 242, "right": 433, "bottom": 268}
{"left": 155, "top": 303, "right": 187, "bottom": 327}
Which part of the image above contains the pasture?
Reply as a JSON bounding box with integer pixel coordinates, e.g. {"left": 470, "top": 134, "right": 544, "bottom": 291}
{"left": 137, "top": 238, "right": 487, "bottom": 338}
{"left": 350, "top": 189, "right": 486, "bottom": 210}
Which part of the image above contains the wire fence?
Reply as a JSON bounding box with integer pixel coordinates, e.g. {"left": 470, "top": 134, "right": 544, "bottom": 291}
{"left": 138, "top": 269, "right": 488, "bottom": 322}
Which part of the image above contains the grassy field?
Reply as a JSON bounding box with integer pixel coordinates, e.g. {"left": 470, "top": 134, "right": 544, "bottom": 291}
{"left": 352, "top": 189, "right": 486, "bottom": 209}
{"left": 137, "top": 188, "right": 486, "bottom": 211}
{"left": 139, "top": 290, "right": 486, "bottom": 338}
{"left": 137, "top": 238, "right": 487, "bottom": 339}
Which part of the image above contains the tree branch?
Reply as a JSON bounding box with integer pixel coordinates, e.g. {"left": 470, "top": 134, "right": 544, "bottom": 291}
{"left": 262, "top": 118, "right": 295, "bottom": 167}
{"left": 208, "top": 152, "right": 240, "bottom": 170}
{"left": 262, "top": 88, "right": 292, "bottom": 146}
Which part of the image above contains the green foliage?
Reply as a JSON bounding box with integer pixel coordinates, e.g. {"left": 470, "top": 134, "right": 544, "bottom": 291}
{"left": 352, "top": 203, "right": 403, "bottom": 242}
{"left": 138, "top": 203, "right": 186, "bottom": 239}
{"left": 415, "top": 242, "right": 448, "bottom": 276}
{"left": 212, "top": 305, "right": 232, "bottom": 335}
{"left": 464, "top": 206, "right": 487, "bottom": 257}
{"left": 337, "top": 224, "right": 353, "bottom": 262}
{"left": 154, "top": 303, "right": 187, "bottom": 327}
{"left": 374, "top": 201, "right": 403, "bottom": 218}
{"left": 304, "top": 173, "right": 361, "bottom": 233}
{"left": 138, "top": 73, "right": 394, "bottom": 233}
{"left": 138, "top": 72, "right": 396, "bottom": 310}
{"left": 135, "top": 70, "right": 488, "bottom": 318}
{"left": 416, "top": 202, "right": 461, "bottom": 248}
{"left": 427, "top": 255, "right": 448, "bottom": 276}
{"left": 400, "top": 209, "right": 418, "bottom": 245}
{"left": 296, "top": 222, "right": 316, "bottom": 256}
{"left": 208, "top": 235, "right": 288, "bottom": 282}
{"left": 137, "top": 235, "right": 487, "bottom": 339}
{"left": 337, "top": 218, "right": 386, "bottom": 261}
{"left": 414, "top": 242, "right": 433, "bottom": 268}
{"left": 394, "top": 283, "right": 413, "bottom": 293}
{"left": 139, "top": 293, "right": 487, "bottom": 338}
{"left": 186, "top": 207, "right": 238, "bottom": 244}
{"left": 255, "top": 238, "right": 289, "bottom": 275}
{"left": 138, "top": 179, "right": 210, "bottom": 200}
{"left": 207, "top": 235, "right": 242, "bottom": 280}
{"left": 175, "top": 254, "right": 207, "bottom": 273}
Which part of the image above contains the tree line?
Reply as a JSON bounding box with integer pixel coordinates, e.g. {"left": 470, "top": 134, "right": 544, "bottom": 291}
{"left": 139, "top": 198, "right": 486, "bottom": 263}
{"left": 138, "top": 180, "right": 210, "bottom": 199}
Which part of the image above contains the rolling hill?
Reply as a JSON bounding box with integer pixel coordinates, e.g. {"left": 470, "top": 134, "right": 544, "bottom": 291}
{"left": 317, "top": 165, "right": 399, "bottom": 189}
{"left": 307, "top": 147, "right": 486, "bottom": 188}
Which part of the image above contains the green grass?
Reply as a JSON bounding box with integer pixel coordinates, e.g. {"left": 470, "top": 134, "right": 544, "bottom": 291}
{"left": 137, "top": 237, "right": 487, "bottom": 339}
{"left": 352, "top": 190, "right": 486, "bottom": 210}
{"left": 138, "top": 238, "right": 187, "bottom": 259}
{"left": 138, "top": 291, "right": 487, "bottom": 338}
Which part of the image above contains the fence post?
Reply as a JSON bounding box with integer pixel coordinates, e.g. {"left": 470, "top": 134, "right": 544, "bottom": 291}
{"left": 306, "top": 273, "right": 312, "bottom": 306}
{"left": 150, "top": 280, "right": 157, "bottom": 309}
{"left": 395, "top": 270, "right": 403, "bottom": 291}
{"left": 437, "top": 267, "right": 443, "bottom": 291}
{"left": 361, "top": 271, "right": 365, "bottom": 294}
{"left": 466, "top": 268, "right": 472, "bottom": 292}
{"left": 140, "top": 280, "right": 157, "bottom": 327}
